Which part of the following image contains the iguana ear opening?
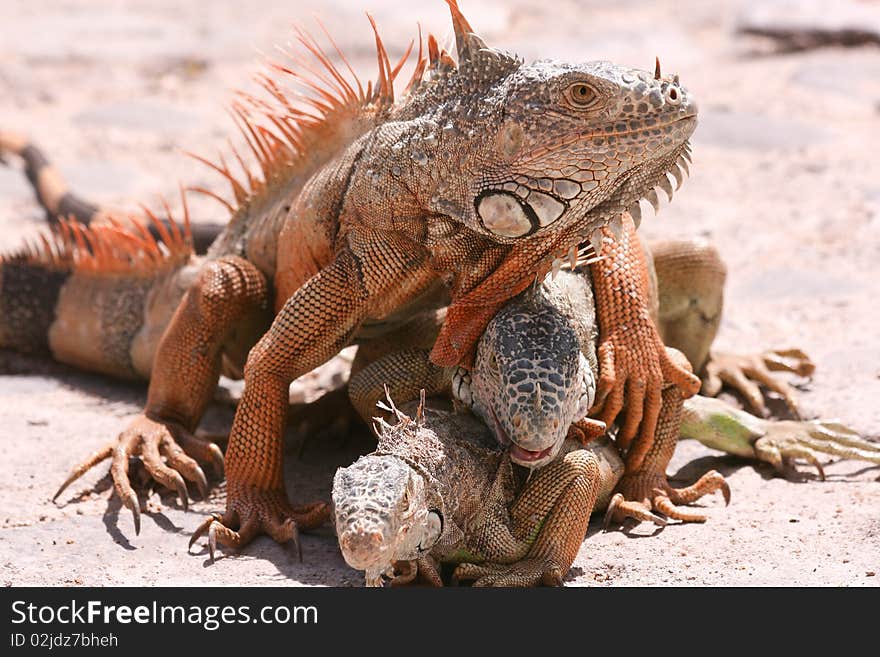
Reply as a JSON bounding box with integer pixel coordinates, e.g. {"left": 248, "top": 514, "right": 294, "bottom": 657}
{"left": 444, "top": 0, "right": 487, "bottom": 63}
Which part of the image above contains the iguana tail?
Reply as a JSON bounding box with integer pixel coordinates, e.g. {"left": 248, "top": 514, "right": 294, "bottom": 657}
{"left": 0, "top": 215, "right": 195, "bottom": 380}
{"left": 0, "top": 130, "right": 222, "bottom": 253}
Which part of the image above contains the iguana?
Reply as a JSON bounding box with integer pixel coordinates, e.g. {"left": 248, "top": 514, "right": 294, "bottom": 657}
{"left": 0, "top": 1, "right": 704, "bottom": 551}
{"left": 334, "top": 394, "right": 876, "bottom": 587}
{"left": 347, "top": 218, "right": 829, "bottom": 523}
{"left": 333, "top": 263, "right": 879, "bottom": 586}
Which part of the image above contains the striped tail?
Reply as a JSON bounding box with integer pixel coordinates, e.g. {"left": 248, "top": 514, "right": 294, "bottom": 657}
{"left": 0, "top": 250, "right": 71, "bottom": 353}
{"left": 0, "top": 130, "right": 223, "bottom": 253}
{"left": 0, "top": 216, "right": 194, "bottom": 379}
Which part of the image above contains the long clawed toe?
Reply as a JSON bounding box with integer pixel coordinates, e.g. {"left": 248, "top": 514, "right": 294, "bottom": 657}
{"left": 605, "top": 470, "right": 730, "bottom": 529}
{"left": 703, "top": 349, "right": 815, "bottom": 418}
{"left": 603, "top": 492, "right": 667, "bottom": 530}
{"left": 53, "top": 417, "right": 226, "bottom": 537}
{"left": 187, "top": 495, "right": 330, "bottom": 564}
{"left": 755, "top": 420, "right": 880, "bottom": 481}
{"left": 452, "top": 560, "right": 563, "bottom": 587}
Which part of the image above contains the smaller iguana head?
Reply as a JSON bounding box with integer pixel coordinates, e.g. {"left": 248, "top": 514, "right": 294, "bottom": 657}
{"left": 333, "top": 454, "right": 442, "bottom": 587}
{"left": 454, "top": 287, "right": 595, "bottom": 468}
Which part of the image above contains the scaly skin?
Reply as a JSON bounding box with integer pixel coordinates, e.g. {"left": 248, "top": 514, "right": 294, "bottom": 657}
{"left": 333, "top": 398, "right": 622, "bottom": 587}
{"left": 3, "top": 2, "right": 701, "bottom": 553}
{"left": 349, "top": 239, "right": 878, "bottom": 525}
{"left": 335, "top": 264, "right": 878, "bottom": 586}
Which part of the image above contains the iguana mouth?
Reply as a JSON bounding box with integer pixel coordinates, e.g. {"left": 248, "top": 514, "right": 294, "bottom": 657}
{"left": 489, "top": 406, "right": 555, "bottom": 465}
{"left": 509, "top": 443, "right": 554, "bottom": 464}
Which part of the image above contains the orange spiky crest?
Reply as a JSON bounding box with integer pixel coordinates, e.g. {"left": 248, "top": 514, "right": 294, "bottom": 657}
{"left": 187, "top": 14, "right": 421, "bottom": 223}
{"left": 2, "top": 197, "right": 193, "bottom": 278}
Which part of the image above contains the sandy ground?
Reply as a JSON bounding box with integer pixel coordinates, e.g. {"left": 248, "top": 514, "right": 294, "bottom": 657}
{"left": 0, "top": 0, "right": 878, "bottom": 587}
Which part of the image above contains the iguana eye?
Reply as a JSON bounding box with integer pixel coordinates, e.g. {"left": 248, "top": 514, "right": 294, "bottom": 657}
{"left": 566, "top": 82, "right": 599, "bottom": 109}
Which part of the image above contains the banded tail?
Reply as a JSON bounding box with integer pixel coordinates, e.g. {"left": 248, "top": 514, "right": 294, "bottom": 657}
{"left": 0, "top": 216, "right": 194, "bottom": 380}
{"left": 0, "top": 130, "right": 223, "bottom": 253}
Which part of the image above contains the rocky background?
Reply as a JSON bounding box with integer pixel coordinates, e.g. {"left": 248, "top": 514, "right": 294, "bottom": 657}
{"left": 0, "top": 0, "right": 878, "bottom": 586}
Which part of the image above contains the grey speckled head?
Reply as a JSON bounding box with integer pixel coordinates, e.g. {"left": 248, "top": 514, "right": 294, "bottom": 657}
{"left": 454, "top": 281, "right": 595, "bottom": 469}
{"left": 460, "top": 58, "right": 698, "bottom": 243}
{"left": 332, "top": 455, "right": 441, "bottom": 587}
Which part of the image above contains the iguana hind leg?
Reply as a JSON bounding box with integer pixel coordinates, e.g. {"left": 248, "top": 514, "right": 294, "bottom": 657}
{"left": 349, "top": 347, "right": 451, "bottom": 424}
{"left": 348, "top": 308, "right": 449, "bottom": 423}
{"left": 651, "top": 238, "right": 813, "bottom": 417}
{"left": 681, "top": 395, "right": 880, "bottom": 480}
{"left": 54, "top": 257, "right": 269, "bottom": 533}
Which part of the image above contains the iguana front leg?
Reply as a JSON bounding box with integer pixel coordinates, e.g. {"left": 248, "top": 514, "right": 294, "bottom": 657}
{"left": 192, "top": 232, "right": 437, "bottom": 557}
{"left": 702, "top": 349, "right": 815, "bottom": 417}
{"left": 589, "top": 214, "right": 701, "bottom": 474}
{"left": 605, "top": 349, "right": 729, "bottom": 527}
{"left": 452, "top": 448, "right": 602, "bottom": 587}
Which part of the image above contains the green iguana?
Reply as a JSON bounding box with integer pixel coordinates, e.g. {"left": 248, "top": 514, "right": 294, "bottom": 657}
{"left": 346, "top": 217, "right": 830, "bottom": 524}
{"left": 0, "top": 1, "right": 704, "bottom": 553}
{"left": 333, "top": 260, "right": 879, "bottom": 586}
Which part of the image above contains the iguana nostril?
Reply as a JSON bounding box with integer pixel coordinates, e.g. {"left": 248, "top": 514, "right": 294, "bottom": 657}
{"left": 340, "top": 529, "right": 385, "bottom": 558}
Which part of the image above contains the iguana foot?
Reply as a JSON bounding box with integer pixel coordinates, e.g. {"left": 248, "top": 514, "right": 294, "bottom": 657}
{"left": 390, "top": 556, "right": 444, "bottom": 587}
{"left": 566, "top": 417, "right": 607, "bottom": 445}
{"left": 53, "top": 414, "right": 225, "bottom": 533}
{"left": 188, "top": 488, "right": 329, "bottom": 562}
{"left": 604, "top": 469, "right": 730, "bottom": 528}
{"left": 452, "top": 557, "right": 564, "bottom": 587}
{"left": 702, "top": 349, "right": 814, "bottom": 418}
{"left": 753, "top": 419, "right": 880, "bottom": 481}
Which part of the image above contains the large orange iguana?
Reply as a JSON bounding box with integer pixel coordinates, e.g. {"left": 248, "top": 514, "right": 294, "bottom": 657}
{"left": 0, "top": 1, "right": 702, "bottom": 554}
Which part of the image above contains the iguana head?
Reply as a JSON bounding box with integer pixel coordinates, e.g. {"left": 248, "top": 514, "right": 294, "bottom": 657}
{"left": 333, "top": 452, "right": 442, "bottom": 587}
{"left": 454, "top": 280, "right": 594, "bottom": 468}
{"left": 411, "top": 2, "right": 697, "bottom": 251}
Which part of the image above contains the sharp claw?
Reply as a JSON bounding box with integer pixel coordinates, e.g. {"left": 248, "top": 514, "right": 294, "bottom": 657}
{"left": 52, "top": 482, "right": 70, "bottom": 504}
{"left": 208, "top": 443, "right": 225, "bottom": 477}
{"left": 208, "top": 523, "right": 217, "bottom": 563}
{"left": 603, "top": 493, "right": 623, "bottom": 531}
{"left": 188, "top": 514, "right": 215, "bottom": 550}
{"left": 721, "top": 480, "right": 731, "bottom": 506}
{"left": 813, "top": 461, "right": 826, "bottom": 482}
{"left": 193, "top": 466, "right": 208, "bottom": 500}
{"left": 172, "top": 474, "right": 189, "bottom": 512}
{"left": 119, "top": 489, "right": 141, "bottom": 535}
{"left": 290, "top": 523, "right": 303, "bottom": 563}
{"left": 650, "top": 512, "right": 668, "bottom": 527}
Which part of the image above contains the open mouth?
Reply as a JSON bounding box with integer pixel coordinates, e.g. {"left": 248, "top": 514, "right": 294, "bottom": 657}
{"left": 509, "top": 443, "right": 554, "bottom": 464}
{"left": 489, "top": 407, "right": 555, "bottom": 464}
